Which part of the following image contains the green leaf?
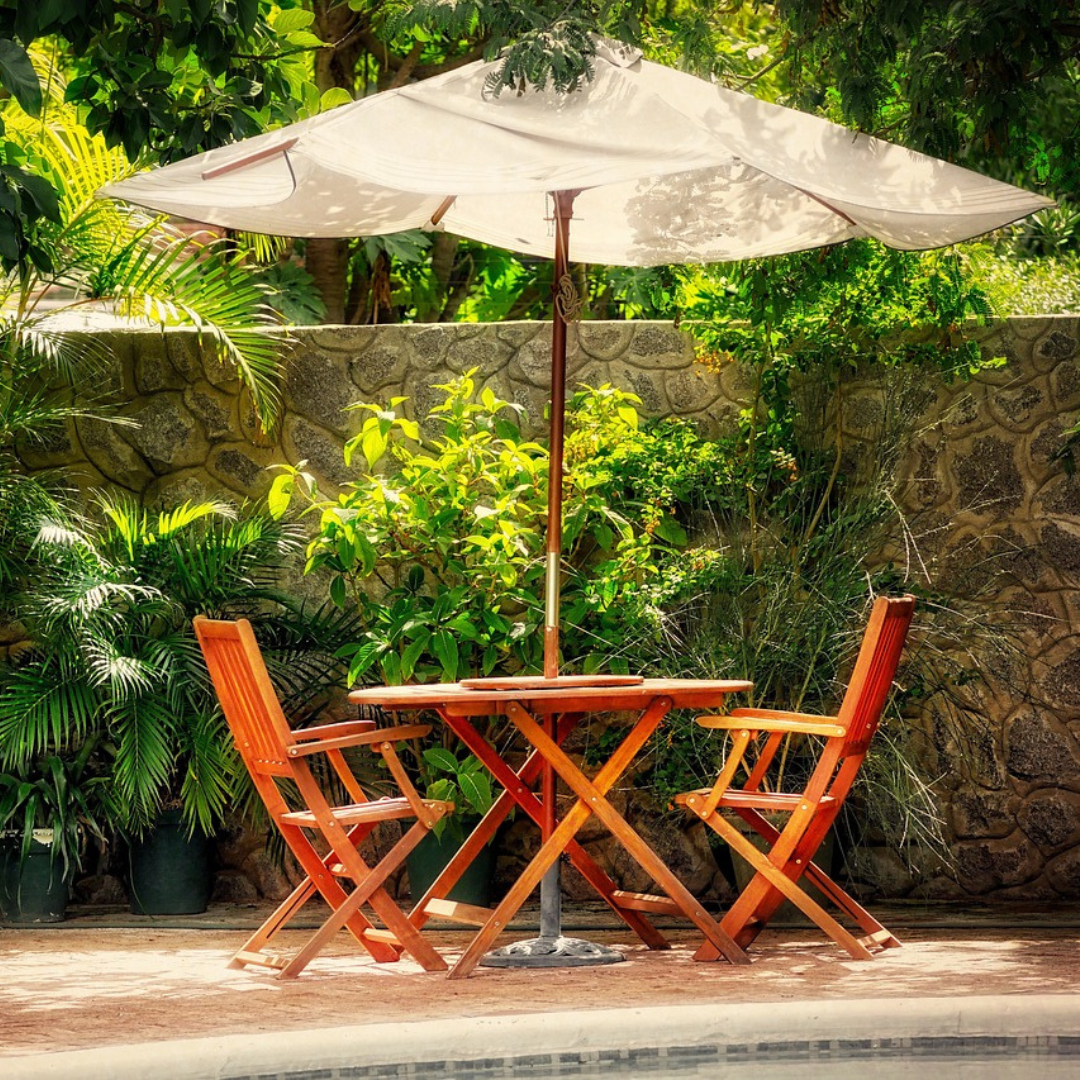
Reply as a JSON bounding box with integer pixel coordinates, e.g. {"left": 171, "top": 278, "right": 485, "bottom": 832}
{"left": 422, "top": 747, "right": 459, "bottom": 774}
{"left": 432, "top": 629, "right": 459, "bottom": 682}
{"left": 266, "top": 473, "right": 294, "bottom": 519}
{"left": 284, "top": 30, "right": 326, "bottom": 48}
{"left": 319, "top": 87, "right": 354, "bottom": 112}
{"left": 0, "top": 40, "right": 42, "bottom": 117}
{"left": 654, "top": 515, "right": 688, "bottom": 546}
{"left": 271, "top": 8, "right": 315, "bottom": 33}
{"left": 458, "top": 769, "right": 493, "bottom": 816}
{"left": 329, "top": 575, "right": 347, "bottom": 608}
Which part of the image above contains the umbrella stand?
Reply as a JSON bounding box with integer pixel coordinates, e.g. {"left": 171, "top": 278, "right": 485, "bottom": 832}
{"left": 482, "top": 190, "right": 625, "bottom": 968}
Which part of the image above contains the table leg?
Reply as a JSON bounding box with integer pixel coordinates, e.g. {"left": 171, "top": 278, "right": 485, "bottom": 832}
{"left": 482, "top": 709, "right": 624, "bottom": 969}
{"left": 441, "top": 712, "right": 669, "bottom": 950}
{"left": 450, "top": 697, "right": 692, "bottom": 979}
{"left": 505, "top": 699, "right": 750, "bottom": 968}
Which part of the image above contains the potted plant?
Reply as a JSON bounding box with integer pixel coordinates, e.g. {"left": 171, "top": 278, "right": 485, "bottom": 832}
{"left": 0, "top": 496, "right": 360, "bottom": 914}
{"left": 405, "top": 746, "right": 497, "bottom": 906}
{"left": 0, "top": 743, "right": 109, "bottom": 923}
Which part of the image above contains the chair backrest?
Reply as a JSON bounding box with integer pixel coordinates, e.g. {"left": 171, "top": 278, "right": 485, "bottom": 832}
{"left": 193, "top": 616, "right": 296, "bottom": 780}
{"left": 836, "top": 595, "right": 916, "bottom": 759}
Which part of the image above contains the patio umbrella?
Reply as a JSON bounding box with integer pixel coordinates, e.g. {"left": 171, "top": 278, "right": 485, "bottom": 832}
{"left": 101, "top": 37, "right": 1050, "bottom": 969}
{"left": 100, "top": 39, "right": 1050, "bottom": 679}
{"left": 99, "top": 37, "right": 1050, "bottom": 679}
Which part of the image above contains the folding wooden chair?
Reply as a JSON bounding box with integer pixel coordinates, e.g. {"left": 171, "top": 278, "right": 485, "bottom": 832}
{"left": 193, "top": 616, "right": 452, "bottom": 978}
{"left": 677, "top": 595, "right": 915, "bottom": 961}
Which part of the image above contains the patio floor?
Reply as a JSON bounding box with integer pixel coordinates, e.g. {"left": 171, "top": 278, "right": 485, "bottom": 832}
{"left": 2, "top": 899, "right": 1079, "bottom": 1066}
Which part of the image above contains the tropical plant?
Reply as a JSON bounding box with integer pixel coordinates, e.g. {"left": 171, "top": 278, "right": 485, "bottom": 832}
{"left": 417, "top": 747, "right": 495, "bottom": 842}
{"left": 0, "top": 497, "right": 353, "bottom": 837}
{"left": 0, "top": 740, "right": 110, "bottom": 879}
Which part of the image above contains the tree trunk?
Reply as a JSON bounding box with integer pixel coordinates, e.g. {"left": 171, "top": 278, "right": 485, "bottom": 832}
{"left": 309, "top": 1, "right": 366, "bottom": 324}
{"left": 306, "top": 238, "right": 349, "bottom": 324}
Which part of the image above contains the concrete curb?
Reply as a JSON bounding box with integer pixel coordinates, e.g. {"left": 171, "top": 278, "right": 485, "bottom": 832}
{"left": 7, "top": 994, "right": 1080, "bottom": 1079}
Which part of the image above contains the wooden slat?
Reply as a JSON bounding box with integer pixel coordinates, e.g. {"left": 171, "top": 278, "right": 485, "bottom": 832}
{"left": 361, "top": 929, "right": 401, "bottom": 945}
{"left": 422, "top": 898, "right": 497, "bottom": 926}
{"left": 233, "top": 949, "right": 289, "bottom": 970}
{"left": 611, "top": 891, "right": 681, "bottom": 915}
{"left": 280, "top": 797, "right": 452, "bottom": 827}
{"left": 858, "top": 929, "right": 901, "bottom": 949}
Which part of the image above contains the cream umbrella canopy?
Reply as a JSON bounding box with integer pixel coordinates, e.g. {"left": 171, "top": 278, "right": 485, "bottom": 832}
{"left": 99, "top": 38, "right": 1051, "bottom": 680}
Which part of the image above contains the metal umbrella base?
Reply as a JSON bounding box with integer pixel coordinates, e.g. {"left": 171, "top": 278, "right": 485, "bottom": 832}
{"left": 480, "top": 864, "right": 625, "bottom": 968}
{"left": 480, "top": 935, "right": 624, "bottom": 968}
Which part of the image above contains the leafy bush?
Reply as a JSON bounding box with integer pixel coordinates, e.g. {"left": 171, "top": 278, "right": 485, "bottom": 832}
{"left": 270, "top": 372, "right": 674, "bottom": 684}
{"left": 0, "top": 498, "right": 355, "bottom": 836}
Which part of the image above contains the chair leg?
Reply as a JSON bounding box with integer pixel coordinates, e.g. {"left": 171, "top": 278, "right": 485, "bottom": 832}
{"left": 741, "top": 808, "right": 901, "bottom": 951}
{"left": 303, "top": 819, "right": 448, "bottom": 977}
{"left": 231, "top": 823, "right": 401, "bottom": 971}
{"left": 693, "top": 813, "right": 874, "bottom": 962}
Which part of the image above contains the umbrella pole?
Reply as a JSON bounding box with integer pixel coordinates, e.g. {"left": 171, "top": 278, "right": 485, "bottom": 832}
{"left": 541, "top": 191, "right": 575, "bottom": 941}
{"left": 543, "top": 189, "right": 576, "bottom": 681}
{"left": 484, "top": 190, "right": 621, "bottom": 968}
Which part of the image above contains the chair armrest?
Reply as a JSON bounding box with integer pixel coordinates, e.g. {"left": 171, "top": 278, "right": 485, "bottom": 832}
{"left": 287, "top": 723, "right": 432, "bottom": 757}
{"left": 292, "top": 721, "right": 377, "bottom": 741}
{"left": 696, "top": 709, "right": 846, "bottom": 738}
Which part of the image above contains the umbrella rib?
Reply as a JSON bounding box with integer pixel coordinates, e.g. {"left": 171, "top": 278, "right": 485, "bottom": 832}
{"left": 429, "top": 196, "right": 457, "bottom": 227}
{"left": 793, "top": 187, "right": 858, "bottom": 227}
{"left": 201, "top": 138, "right": 300, "bottom": 181}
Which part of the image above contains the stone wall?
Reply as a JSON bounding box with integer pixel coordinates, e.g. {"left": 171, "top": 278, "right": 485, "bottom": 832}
{"left": 20, "top": 317, "right": 1080, "bottom": 903}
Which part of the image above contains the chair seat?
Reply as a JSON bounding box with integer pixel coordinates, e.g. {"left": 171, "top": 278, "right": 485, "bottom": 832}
{"left": 675, "top": 788, "right": 838, "bottom": 812}
{"left": 281, "top": 798, "right": 453, "bottom": 827}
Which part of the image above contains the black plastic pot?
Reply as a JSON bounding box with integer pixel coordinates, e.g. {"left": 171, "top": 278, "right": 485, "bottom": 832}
{"left": 0, "top": 833, "right": 69, "bottom": 924}
{"left": 128, "top": 809, "right": 213, "bottom": 916}
{"left": 407, "top": 828, "right": 495, "bottom": 908}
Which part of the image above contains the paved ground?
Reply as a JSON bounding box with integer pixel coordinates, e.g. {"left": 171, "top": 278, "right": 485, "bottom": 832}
{"left": 2, "top": 900, "right": 1079, "bottom": 1062}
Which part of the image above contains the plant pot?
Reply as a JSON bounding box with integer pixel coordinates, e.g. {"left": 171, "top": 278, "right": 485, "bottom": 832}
{"left": 727, "top": 818, "right": 835, "bottom": 925}
{"left": 407, "top": 829, "right": 495, "bottom": 908}
{"left": 128, "top": 809, "right": 213, "bottom": 916}
{"left": 0, "top": 830, "right": 69, "bottom": 924}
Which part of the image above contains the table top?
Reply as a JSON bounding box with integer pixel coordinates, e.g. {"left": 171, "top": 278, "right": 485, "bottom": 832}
{"left": 349, "top": 676, "right": 753, "bottom": 717}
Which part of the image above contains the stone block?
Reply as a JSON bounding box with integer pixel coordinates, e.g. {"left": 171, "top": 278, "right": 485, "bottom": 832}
{"left": 985, "top": 381, "right": 1045, "bottom": 432}
{"left": 949, "top": 789, "right": 1018, "bottom": 840}
{"left": 284, "top": 348, "right": 357, "bottom": 435}
{"left": 206, "top": 442, "right": 281, "bottom": 498}
{"left": 445, "top": 332, "right": 513, "bottom": 377}
{"left": 142, "top": 469, "right": 223, "bottom": 509}
{"left": 1032, "top": 324, "right": 1079, "bottom": 373}
{"left": 495, "top": 322, "right": 542, "bottom": 349}
{"left": 76, "top": 415, "right": 154, "bottom": 491}
{"left": 951, "top": 834, "right": 1044, "bottom": 894}
{"left": 282, "top": 415, "right": 352, "bottom": 489}
{"left": 625, "top": 323, "right": 689, "bottom": 369}
{"left": 951, "top": 434, "right": 1024, "bottom": 516}
{"left": 1017, "top": 788, "right": 1080, "bottom": 854}
{"left": 164, "top": 328, "right": 206, "bottom": 383}
{"left": 123, "top": 393, "right": 208, "bottom": 472}
{"left": 211, "top": 869, "right": 259, "bottom": 903}
{"left": 133, "top": 332, "right": 186, "bottom": 393}
{"left": 305, "top": 325, "right": 377, "bottom": 356}
{"left": 577, "top": 322, "right": 633, "bottom": 361}
{"left": 184, "top": 382, "right": 237, "bottom": 442}
{"left": 1005, "top": 709, "right": 1080, "bottom": 785}
{"left": 1045, "top": 845, "right": 1080, "bottom": 898}
{"left": 609, "top": 364, "right": 666, "bottom": 415}
{"left": 665, "top": 367, "right": 721, "bottom": 412}
{"left": 350, "top": 341, "right": 410, "bottom": 391}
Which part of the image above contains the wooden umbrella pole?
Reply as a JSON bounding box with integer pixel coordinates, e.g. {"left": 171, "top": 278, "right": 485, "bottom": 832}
{"left": 544, "top": 189, "right": 578, "bottom": 681}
